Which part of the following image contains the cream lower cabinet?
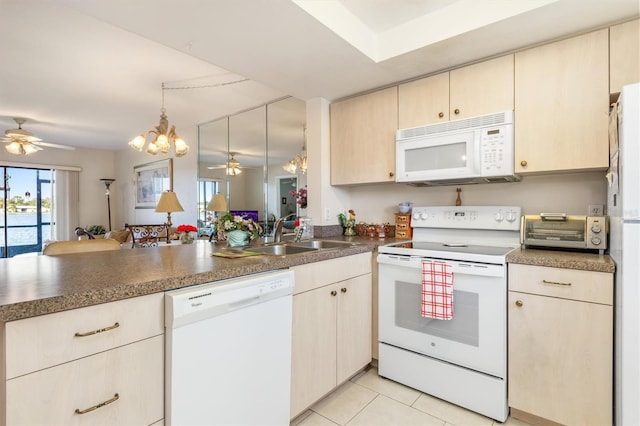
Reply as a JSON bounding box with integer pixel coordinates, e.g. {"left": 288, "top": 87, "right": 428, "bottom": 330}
{"left": 514, "top": 29, "right": 609, "bottom": 174}
{"left": 1, "top": 293, "right": 164, "bottom": 425}
{"left": 290, "top": 253, "right": 372, "bottom": 419}
{"left": 508, "top": 264, "right": 613, "bottom": 426}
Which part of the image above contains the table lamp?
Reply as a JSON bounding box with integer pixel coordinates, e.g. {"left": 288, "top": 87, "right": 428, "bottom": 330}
{"left": 155, "top": 190, "right": 184, "bottom": 243}
{"left": 207, "top": 193, "right": 227, "bottom": 242}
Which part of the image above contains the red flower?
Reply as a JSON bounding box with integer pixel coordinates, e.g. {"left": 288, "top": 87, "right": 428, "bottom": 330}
{"left": 177, "top": 224, "right": 198, "bottom": 233}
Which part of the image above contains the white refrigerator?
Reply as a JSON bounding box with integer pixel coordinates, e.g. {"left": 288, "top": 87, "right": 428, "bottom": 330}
{"left": 608, "top": 82, "right": 640, "bottom": 426}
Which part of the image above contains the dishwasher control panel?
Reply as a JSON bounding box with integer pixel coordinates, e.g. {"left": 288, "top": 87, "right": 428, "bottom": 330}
{"left": 165, "top": 270, "right": 294, "bottom": 328}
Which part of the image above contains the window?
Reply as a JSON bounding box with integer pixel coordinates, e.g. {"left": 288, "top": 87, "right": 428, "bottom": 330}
{"left": 1, "top": 166, "right": 52, "bottom": 257}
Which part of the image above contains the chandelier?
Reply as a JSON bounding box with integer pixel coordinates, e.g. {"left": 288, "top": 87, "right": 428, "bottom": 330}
{"left": 283, "top": 125, "right": 307, "bottom": 174}
{"left": 129, "top": 83, "right": 189, "bottom": 157}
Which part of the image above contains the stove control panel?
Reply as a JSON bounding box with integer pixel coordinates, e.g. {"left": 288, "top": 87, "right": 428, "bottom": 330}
{"left": 411, "top": 206, "right": 521, "bottom": 230}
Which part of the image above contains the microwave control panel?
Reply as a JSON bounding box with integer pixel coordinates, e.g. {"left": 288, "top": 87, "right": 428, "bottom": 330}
{"left": 480, "top": 125, "right": 513, "bottom": 174}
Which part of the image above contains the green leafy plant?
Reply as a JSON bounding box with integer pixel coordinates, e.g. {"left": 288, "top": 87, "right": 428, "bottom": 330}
{"left": 87, "top": 225, "right": 106, "bottom": 235}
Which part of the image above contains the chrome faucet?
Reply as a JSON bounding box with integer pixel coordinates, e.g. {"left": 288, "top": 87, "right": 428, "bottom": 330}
{"left": 273, "top": 213, "right": 297, "bottom": 243}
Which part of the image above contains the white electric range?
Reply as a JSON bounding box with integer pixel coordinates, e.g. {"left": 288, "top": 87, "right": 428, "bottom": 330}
{"left": 377, "top": 205, "right": 521, "bottom": 422}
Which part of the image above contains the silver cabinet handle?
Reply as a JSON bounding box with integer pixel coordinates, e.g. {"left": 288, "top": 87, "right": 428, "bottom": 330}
{"left": 74, "top": 322, "right": 120, "bottom": 337}
{"left": 542, "top": 279, "right": 571, "bottom": 286}
{"left": 75, "top": 393, "right": 119, "bottom": 415}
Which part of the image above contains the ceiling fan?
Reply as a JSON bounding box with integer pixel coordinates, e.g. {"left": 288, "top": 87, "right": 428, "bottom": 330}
{"left": 207, "top": 152, "right": 248, "bottom": 176}
{"left": 1, "top": 118, "right": 76, "bottom": 155}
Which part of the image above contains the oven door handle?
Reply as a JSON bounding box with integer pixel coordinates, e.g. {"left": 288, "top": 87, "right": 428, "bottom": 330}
{"left": 378, "top": 254, "right": 504, "bottom": 277}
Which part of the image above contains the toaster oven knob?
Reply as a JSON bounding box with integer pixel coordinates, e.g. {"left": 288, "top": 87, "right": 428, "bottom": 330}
{"left": 591, "top": 224, "right": 602, "bottom": 233}
{"left": 591, "top": 237, "right": 602, "bottom": 246}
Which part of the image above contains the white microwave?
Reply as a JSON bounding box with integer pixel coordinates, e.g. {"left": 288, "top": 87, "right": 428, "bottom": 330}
{"left": 395, "top": 111, "right": 519, "bottom": 186}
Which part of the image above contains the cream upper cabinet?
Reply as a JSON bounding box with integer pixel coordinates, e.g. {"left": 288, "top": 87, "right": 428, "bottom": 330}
{"left": 514, "top": 29, "right": 609, "bottom": 174}
{"left": 398, "top": 54, "right": 514, "bottom": 128}
{"left": 610, "top": 19, "right": 640, "bottom": 94}
{"left": 290, "top": 253, "right": 372, "bottom": 419}
{"left": 330, "top": 87, "right": 398, "bottom": 185}
{"left": 508, "top": 264, "right": 613, "bottom": 425}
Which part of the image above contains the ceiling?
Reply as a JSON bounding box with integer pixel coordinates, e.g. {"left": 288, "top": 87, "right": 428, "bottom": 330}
{"left": 0, "top": 0, "right": 638, "bottom": 153}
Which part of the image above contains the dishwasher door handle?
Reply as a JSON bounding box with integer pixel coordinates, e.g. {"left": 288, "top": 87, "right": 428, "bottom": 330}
{"left": 228, "top": 295, "right": 262, "bottom": 312}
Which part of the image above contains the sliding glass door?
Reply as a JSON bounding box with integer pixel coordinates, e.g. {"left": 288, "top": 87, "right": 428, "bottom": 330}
{"left": 1, "top": 167, "right": 52, "bottom": 257}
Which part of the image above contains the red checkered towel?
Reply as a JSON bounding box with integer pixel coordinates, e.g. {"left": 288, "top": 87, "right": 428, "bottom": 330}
{"left": 421, "top": 261, "right": 454, "bottom": 320}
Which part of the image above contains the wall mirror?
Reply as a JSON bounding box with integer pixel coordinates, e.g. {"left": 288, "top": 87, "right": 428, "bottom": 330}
{"left": 198, "top": 97, "right": 306, "bottom": 236}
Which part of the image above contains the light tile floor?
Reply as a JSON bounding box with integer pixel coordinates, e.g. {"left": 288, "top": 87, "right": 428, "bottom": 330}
{"left": 291, "top": 367, "right": 532, "bottom": 426}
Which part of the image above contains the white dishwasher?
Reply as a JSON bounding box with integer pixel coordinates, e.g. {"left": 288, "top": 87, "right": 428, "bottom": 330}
{"left": 165, "top": 269, "right": 294, "bottom": 425}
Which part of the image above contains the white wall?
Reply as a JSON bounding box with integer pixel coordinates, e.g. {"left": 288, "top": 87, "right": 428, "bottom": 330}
{"left": 343, "top": 171, "right": 608, "bottom": 225}
{"left": 0, "top": 146, "right": 117, "bottom": 231}
{"left": 113, "top": 125, "right": 199, "bottom": 230}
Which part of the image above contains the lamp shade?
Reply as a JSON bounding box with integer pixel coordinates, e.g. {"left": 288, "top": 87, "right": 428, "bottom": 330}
{"left": 207, "top": 193, "right": 227, "bottom": 212}
{"left": 155, "top": 191, "right": 184, "bottom": 213}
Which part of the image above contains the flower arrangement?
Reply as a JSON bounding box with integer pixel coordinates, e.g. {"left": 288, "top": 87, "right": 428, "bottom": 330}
{"left": 213, "top": 213, "right": 263, "bottom": 241}
{"left": 289, "top": 186, "right": 307, "bottom": 208}
{"left": 176, "top": 224, "right": 198, "bottom": 234}
{"left": 176, "top": 224, "right": 198, "bottom": 244}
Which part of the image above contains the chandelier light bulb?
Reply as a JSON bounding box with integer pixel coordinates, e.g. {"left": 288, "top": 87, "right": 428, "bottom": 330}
{"left": 174, "top": 138, "right": 189, "bottom": 157}
{"left": 128, "top": 134, "right": 146, "bottom": 151}
{"left": 146, "top": 141, "right": 159, "bottom": 155}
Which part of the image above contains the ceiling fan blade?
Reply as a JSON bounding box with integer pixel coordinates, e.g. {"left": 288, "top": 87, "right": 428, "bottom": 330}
{"left": 33, "top": 141, "right": 76, "bottom": 151}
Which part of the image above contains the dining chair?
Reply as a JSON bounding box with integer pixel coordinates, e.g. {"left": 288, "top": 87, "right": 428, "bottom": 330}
{"left": 42, "top": 239, "right": 121, "bottom": 255}
{"left": 125, "top": 224, "right": 169, "bottom": 248}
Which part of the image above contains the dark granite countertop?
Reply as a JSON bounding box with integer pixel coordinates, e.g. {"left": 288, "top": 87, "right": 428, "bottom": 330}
{"left": 506, "top": 247, "right": 615, "bottom": 273}
{"left": 0, "top": 238, "right": 378, "bottom": 322}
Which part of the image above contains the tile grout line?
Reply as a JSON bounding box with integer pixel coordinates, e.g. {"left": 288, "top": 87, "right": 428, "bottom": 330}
{"left": 343, "top": 392, "right": 383, "bottom": 426}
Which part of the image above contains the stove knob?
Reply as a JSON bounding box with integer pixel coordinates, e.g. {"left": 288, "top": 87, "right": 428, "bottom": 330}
{"left": 591, "top": 237, "right": 602, "bottom": 246}
{"left": 421, "top": 212, "right": 429, "bottom": 220}
{"left": 506, "top": 211, "right": 517, "bottom": 222}
{"left": 412, "top": 212, "right": 421, "bottom": 221}
{"left": 494, "top": 212, "right": 504, "bottom": 222}
{"left": 591, "top": 224, "right": 601, "bottom": 233}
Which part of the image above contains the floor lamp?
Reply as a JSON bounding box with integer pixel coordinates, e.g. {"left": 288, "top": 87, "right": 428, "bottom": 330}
{"left": 100, "top": 178, "right": 115, "bottom": 231}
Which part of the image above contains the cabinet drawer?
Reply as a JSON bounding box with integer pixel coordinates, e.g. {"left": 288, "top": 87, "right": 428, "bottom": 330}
{"left": 5, "top": 293, "right": 164, "bottom": 379}
{"left": 395, "top": 214, "right": 411, "bottom": 224}
{"left": 395, "top": 230, "right": 412, "bottom": 239}
{"left": 6, "top": 335, "right": 164, "bottom": 425}
{"left": 292, "top": 252, "right": 372, "bottom": 294}
{"left": 508, "top": 264, "right": 612, "bottom": 305}
{"left": 396, "top": 223, "right": 409, "bottom": 231}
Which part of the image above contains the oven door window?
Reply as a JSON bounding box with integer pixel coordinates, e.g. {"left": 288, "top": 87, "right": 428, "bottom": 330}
{"left": 378, "top": 259, "right": 506, "bottom": 378}
{"left": 395, "top": 280, "right": 479, "bottom": 347}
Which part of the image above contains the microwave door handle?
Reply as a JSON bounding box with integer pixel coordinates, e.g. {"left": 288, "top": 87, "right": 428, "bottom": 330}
{"left": 540, "top": 213, "right": 568, "bottom": 221}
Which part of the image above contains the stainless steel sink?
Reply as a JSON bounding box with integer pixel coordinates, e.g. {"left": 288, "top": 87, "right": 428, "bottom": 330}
{"left": 250, "top": 244, "right": 318, "bottom": 256}
{"left": 289, "top": 240, "right": 356, "bottom": 249}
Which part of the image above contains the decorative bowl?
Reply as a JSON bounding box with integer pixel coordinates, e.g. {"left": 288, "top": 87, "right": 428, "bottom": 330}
{"left": 398, "top": 203, "right": 412, "bottom": 213}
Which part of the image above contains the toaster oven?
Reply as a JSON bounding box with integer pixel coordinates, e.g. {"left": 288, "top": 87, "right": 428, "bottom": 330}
{"left": 520, "top": 213, "right": 608, "bottom": 253}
